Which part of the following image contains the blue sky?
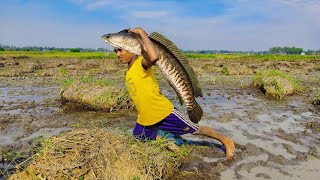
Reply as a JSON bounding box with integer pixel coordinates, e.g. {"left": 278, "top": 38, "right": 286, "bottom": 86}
{"left": 1, "top": 0, "right": 319, "bottom": 51}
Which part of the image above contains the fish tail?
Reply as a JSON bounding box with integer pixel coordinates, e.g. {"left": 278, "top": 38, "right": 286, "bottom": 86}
{"left": 187, "top": 101, "right": 203, "bottom": 123}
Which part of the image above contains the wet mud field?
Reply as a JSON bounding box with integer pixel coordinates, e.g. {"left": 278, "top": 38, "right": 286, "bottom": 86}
{"left": 1, "top": 56, "right": 320, "bottom": 179}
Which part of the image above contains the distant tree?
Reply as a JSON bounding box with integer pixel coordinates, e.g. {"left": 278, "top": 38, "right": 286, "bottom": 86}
{"left": 305, "top": 49, "right": 314, "bottom": 55}
{"left": 69, "top": 48, "right": 80, "bottom": 52}
{"left": 0, "top": 47, "right": 4, "bottom": 51}
{"left": 269, "top": 46, "right": 303, "bottom": 54}
{"left": 269, "top": 47, "right": 282, "bottom": 54}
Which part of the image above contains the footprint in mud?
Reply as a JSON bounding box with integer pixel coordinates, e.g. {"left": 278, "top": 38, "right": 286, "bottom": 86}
{"left": 175, "top": 142, "right": 256, "bottom": 179}
{"left": 255, "top": 173, "right": 271, "bottom": 179}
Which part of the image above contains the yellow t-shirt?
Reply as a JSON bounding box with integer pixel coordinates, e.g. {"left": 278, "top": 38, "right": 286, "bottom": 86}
{"left": 125, "top": 56, "right": 174, "bottom": 126}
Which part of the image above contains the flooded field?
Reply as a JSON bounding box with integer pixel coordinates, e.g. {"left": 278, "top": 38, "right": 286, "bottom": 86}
{"left": 0, "top": 54, "right": 320, "bottom": 179}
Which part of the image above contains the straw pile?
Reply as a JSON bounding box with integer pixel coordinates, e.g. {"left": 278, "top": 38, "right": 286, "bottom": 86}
{"left": 223, "top": 63, "right": 254, "bottom": 75}
{"left": 10, "top": 129, "right": 185, "bottom": 180}
{"left": 252, "top": 70, "right": 300, "bottom": 99}
{"left": 60, "top": 78, "right": 134, "bottom": 112}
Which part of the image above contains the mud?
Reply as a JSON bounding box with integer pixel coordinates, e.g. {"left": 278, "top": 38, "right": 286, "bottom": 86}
{"left": 1, "top": 57, "right": 320, "bottom": 179}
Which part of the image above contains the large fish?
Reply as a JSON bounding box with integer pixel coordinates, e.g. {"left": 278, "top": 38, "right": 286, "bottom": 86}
{"left": 101, "top": 30, "right": 203, "bottom": 123}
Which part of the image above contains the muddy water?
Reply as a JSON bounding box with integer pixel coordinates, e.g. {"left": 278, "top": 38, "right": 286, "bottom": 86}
{"left": 0, "top": 81, "right": 136, "bottom": 178}
{"left": 0, "top": 85, "right": 68, "bottom": 145}
{"left": 177, "top": 87, "right": 320, "bottom": 179}
{"left": 1, "top": 79, "right": 320, "bottom": 179}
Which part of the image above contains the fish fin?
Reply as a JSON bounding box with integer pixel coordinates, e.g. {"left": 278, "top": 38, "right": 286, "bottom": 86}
{"left": 187, "top": 101, "right": 203, "bottom": 123}
{"left": 149, "top": 32, "right": 203, "bottom": 97}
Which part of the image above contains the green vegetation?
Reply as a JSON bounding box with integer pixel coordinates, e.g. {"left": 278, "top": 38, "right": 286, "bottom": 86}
{"left": 60, "top": 76, "right": 131, "bottom": 111}
{"left": 239, "top": 54, "right": 319, "bottom": 61}
{"left": 221, "top": 67, "right": 228, "bottom": 75}
{"left": 185, "top": 53, "right": 217, "bottom": 58}
{"left": 0, "top": 44, "right": 108, "bottom": 52}
{"left": 0, "top": 48, "right": 4, "bottom": 51}
{"left": 58, "top": 66, "right": 68, "bottom": 77}
{"left": 0, "top": 144, "right": 26, "bottom": 179}
{"left": 60, "top": 76, "right": 114, "bottom": 93}
{"left": 305, "top": 49, "right": 320, "bottom": 55}
{"left": 0, "top": 50, "right": 116, "bottom": 59}
{"left": 253, "top": 70, "right": 302, "bottom": 99}
{"left": 312, "top": 89, "right": 320, "bottom": 106}
{"left": 269, "top": 46, "right": 303, "bottom": 54}
{"left": 79, "top": 76, "right": 114, "bottom": 86}
{"left": 68, "top": 48, "right": 80, "bottom": 52}
{"left": 0, "top": 51, "right": 319, "bottom": 61}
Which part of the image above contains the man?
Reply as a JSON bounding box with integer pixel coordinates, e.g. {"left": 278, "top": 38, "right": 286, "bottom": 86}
{"left": 114, "top": 27, "right": 235, "bottom": 160}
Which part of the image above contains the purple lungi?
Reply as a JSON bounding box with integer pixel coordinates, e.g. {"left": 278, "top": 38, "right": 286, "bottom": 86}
{"left": 133, "top": 108, "right": 199, "bottom": 140}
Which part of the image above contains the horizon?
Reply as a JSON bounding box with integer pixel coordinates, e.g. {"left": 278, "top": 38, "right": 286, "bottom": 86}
{"left": 2, "top": 44, "right": 317, "bottom": 52}
{"left": 1, "top": 0, "right": 319, "bottom": 51}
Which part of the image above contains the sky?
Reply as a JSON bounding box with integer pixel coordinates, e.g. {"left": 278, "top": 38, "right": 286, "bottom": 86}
{"left": 1, "top": 0, "right": 319, "bottom": 51}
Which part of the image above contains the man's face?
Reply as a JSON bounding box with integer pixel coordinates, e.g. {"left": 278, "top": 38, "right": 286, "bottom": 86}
{"left": 114, "top": 48, "right": 136, "bottom": 64}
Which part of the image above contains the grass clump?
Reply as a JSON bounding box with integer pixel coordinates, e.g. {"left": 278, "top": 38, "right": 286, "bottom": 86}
{"left": 252, "top": 70, "right": 302, "bottom": 99}
{"left": 9, "top": 129, "right": 192, "bottom": 180}
{"left": 60, "top": 76, "right": 133, "bottom": 112}
{"left": 0, "top": 146, "right": 26, "bottom": 179}
{"left": 222, "top": 64, "right": 254, "bottom": 75}
{"left": 221, "top": 67, "right": 228, "bottom": 75}
{"left": 312, "top": 89, "right": 320, "bottom": 106}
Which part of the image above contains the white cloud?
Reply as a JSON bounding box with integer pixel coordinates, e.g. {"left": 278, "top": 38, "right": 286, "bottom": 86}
{"left": 1, "top": 0, "right": 319, "bottom": 50}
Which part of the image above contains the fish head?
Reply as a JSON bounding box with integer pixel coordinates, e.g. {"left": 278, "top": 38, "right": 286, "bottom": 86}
{"left": 101, "top": 31, "right": 142, "bottom": 56}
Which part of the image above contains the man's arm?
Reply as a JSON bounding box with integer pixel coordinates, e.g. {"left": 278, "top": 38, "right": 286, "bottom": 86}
{"left": 128, "top": 27, "right": 159, "bottom": 70}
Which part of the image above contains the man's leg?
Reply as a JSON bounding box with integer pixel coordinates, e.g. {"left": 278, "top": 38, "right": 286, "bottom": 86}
{"left": 193, "top": 125, "right": 236, "bottom": 160}
{"left": 156, "top": 109, "right": 236, "bottom": 160}
{"left": 133, "top": 123, "right": 157, "bottom": 140}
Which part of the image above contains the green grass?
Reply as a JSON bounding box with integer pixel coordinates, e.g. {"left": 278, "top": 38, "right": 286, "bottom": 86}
{"left": 1, "top": 51, "right": 319, "bottom": 61}
{"left": 59, "top": 66, "right": 68, "bottom": 77}
{"left": 120, "top": 128, "right": 193, "bottom": 161}
{"left": 0, "top": 50, "right": 117, "bottom": 59}
{"left": 252, "top": 70, "right": 302, "bottom": 99}
{"left": 254, "top": 70, "right": 301, "bottom": 90}
{"left": 185, "top": 53, "right": 319, "bottom": 61}
{"left": 59, "top": 76, "right": 115, "bottom": 93}
{"left": 242, "top": 54, "right": 319, "bottom": 61}
{"left": 185, "top": 54, "right": 217, "bottom": 58}
{"left": 79, "top": 76, "right": 114, "bottom": 86}
{"left": 313, "top": 89, "right": 320, "bottom": 105}
{"left": 221, "top": 67, "right": 228, "bottom": 75}
{"left": 0, "top": 144, "right": 26, "bottom": 179}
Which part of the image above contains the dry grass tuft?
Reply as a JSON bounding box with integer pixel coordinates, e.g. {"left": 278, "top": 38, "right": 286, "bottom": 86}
{"left": 9, "top": 129, "right": 188, "bottom": 180}
{"left": 60, "top": 77, "right": 133, "bottom": 112}
{"left": 222, "top": 63, "right": 254, "bottom": 75}
{"left": 252, "top": 70, "right": 301, "bottom": 99}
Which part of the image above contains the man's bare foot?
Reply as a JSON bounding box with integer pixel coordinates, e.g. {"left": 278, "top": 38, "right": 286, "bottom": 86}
{"left": 193, "top": 125, "right": 236, "bottom": 160}
{"left": 222, "top": 137, "right": 236, "bottom": 160}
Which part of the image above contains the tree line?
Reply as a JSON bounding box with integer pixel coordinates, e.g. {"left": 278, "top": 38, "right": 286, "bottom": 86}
{"left": 269, "top": 46, "right": 320, "bottom": 55}
{"left": 0, "top": 44, "right": 109, "bottom": 52}
{"left": 1, "top": 44, "right": 319, "bottom": 55}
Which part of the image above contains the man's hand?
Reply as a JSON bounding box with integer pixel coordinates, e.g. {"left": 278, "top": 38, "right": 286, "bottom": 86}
{"left": 128, "top": 27, "right": 148, "bottom": 37}
{"left": 128, "top": 27, "right": 159, "bottom": 70}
